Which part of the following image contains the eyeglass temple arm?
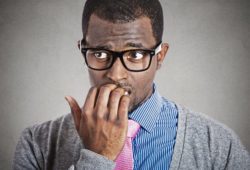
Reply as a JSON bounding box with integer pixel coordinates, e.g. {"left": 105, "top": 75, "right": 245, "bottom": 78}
{"left": 155, "top": 43, "right": 162, "bottom": 54}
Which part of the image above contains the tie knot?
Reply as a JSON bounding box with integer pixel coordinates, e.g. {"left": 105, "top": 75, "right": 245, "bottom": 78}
{"left": 127, "top": 119, "right": 140, "bottom": 138}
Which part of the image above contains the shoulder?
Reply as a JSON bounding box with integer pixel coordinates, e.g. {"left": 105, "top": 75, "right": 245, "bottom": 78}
{"left": 173, "top": 104, "right": 250, "bottom": 169}
{"left": 178, "top": 105, "right": 238, "bottom": 145}
{"left": 183, "top": 106, "right": 234, "bottom": 136}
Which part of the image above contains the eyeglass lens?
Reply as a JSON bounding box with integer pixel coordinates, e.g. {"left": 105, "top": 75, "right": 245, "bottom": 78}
{"left": 85, "top": 49, "right": 151, "bottom": 71}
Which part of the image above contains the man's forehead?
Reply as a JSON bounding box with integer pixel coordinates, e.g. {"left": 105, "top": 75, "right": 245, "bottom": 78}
{"left": 84, "top": 14, "right": 156, "bottom": 49}
{"left": 87, "top": 14, "right": 152, "bottom": 30}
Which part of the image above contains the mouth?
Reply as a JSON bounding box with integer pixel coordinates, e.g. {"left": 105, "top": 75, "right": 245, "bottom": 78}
{"left": 114, "top": 82, "right": 133, "bottom": 96}
{"left": 100, "top": 82, "right": 133, "bottom": 96}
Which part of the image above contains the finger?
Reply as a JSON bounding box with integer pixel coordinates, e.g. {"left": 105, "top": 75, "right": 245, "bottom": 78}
{"left": 117, "top": 95, "right": 130, "bottom": 125}
{"left": 65, "top": 96, "right": 81, "bottom": 131}
{"left": 95, "top": 84, "right": 117, "bottom": 118}
{"left": 108, "top": 88, "right": 125, "bottom": 122}
{"left": 83, "top": 87, "right": 98, "bottom": 113}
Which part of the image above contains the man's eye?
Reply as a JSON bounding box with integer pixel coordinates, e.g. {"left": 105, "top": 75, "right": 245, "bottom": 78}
{"left": 127, "top": 51, "right": 145, "bottom": 61}
{"left": 94, "top": 52, "right": 108, "bottom": 59}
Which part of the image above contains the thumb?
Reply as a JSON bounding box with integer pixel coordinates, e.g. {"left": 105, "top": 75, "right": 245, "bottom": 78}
{"left": 65, "top": 96, "right": 81, "bottom": 131}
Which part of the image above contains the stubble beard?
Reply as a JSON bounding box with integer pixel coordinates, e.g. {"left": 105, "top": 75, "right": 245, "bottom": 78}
{"left": 127, "top": 91, "right": 150, "bottom": 114}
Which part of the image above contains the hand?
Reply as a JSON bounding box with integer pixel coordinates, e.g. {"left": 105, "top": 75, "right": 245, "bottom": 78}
{"left": 65, "top": 84, "right": 130, "bottom": 160}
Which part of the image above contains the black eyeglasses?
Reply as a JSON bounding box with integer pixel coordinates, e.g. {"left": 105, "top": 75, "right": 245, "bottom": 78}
{"left": 79, "top": 40, "right": 162, "bottom": 72}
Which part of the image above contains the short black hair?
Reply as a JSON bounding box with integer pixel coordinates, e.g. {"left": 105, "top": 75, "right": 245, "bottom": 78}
{"left": 82, "top": 0, "right": 163, "bottom": 44}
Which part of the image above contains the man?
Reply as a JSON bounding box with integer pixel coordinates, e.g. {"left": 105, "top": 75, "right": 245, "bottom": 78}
{"left": 13, "top": 0, "right": 250, "bottom": 169}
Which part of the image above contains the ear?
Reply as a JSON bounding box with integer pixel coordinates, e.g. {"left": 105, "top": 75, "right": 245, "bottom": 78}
{"left": 77, "top": 40, "right": 81, "bottom": 50}
{"left": 156, "top": 43, "right": 169, "bottom": 70}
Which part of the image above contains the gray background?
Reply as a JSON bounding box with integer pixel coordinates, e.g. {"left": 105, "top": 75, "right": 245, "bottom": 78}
{"left": 0, "top": 0, "right": 249, "bottom": 169}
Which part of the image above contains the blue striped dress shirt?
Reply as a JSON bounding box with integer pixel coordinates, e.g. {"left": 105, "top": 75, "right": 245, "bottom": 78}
{"left": 129, "top": 84, "right": 178, "bottom": 170}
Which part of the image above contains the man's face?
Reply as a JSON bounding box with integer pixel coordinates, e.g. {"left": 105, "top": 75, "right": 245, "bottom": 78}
{"left": 84, "top": 14, "right": 167, "bottom": 112}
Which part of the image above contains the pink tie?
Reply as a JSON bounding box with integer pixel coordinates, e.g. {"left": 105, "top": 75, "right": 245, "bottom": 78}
{"left": 114, "top": 119, "right": 140, "bottom": 170}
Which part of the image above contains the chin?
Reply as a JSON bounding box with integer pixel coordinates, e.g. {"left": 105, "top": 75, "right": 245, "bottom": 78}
{"left": 127, "top": 96, "right": 141, "bottom": 114}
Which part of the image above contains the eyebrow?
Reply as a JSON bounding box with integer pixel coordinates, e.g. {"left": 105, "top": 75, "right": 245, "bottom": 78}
{"left": 98, "top": 45, "right": 116, "bottom": 50}
{"left": 84, "top": 41, "right": 112, "bottom": 49}
{"left": 125, "top": 42, "right": 144, "bottom": 49}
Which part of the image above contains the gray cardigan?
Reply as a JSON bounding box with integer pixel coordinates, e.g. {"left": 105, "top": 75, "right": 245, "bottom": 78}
{"left": 13, "top": 104, "right": 250, "bottom": 170}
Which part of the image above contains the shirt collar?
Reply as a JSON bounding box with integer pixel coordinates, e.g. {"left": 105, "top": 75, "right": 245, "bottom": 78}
{"left": 128, "top": 84, "right": 163, "bottom": 133}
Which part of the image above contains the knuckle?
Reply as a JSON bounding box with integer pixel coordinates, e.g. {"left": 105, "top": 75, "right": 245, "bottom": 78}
{"left": 109, "top": 96, "right": 117, "bottom": 104}
{"left": 96, "top": 113, "right": 103, "bottom": 120}
{"left": 99, "top": 86, "right": 110, "bottom": 93}
{"left": 121, "top": 96, "right": 129, "bottom": 103}
{"left": 118, "top": 121, "right": 126, "bottom": 128}
{"left": 96, "top": 107, "right": 106, "bottom": 118}
{"left": 108, "top": 116, "right": 117, "bottom": 123}
{"left": 119, "top": 105, "right": 127, "bottom": 113}
{"left": 102, "top": 84, "right": 110, "bottom": 88}
{"left": 120, "top": 100, "right": 127, "bottom": 106}
{"left": 119, "top": 98, "right": 129, "bottom": 109}
{"left": 82, "top": 108, "right": 90, "bottom": 115}
{"left": 111, "top": 92, "right": 120, "bottom": 99}
{"left": 111, "top": 89, "right": 123, "bottom": 97}
{"left": 109, "top": 93, "right": 121, "bottom": 103}
{"left": 100, "top": 84, "right": 117, "bottom": 92}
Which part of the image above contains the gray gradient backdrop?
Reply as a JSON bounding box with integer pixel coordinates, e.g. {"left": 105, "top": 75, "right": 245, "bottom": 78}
{"left": 0, "top": 0, "right": 249, "bottom": 169}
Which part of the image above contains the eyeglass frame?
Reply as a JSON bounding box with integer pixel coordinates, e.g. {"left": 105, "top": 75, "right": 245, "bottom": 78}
{"left": 78, "top": 39, "right": 162, "bottom": 72}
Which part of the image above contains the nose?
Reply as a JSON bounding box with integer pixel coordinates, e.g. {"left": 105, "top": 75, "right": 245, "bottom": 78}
{"left": 105, "top": 57, "right": 128, "bottom": 82}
